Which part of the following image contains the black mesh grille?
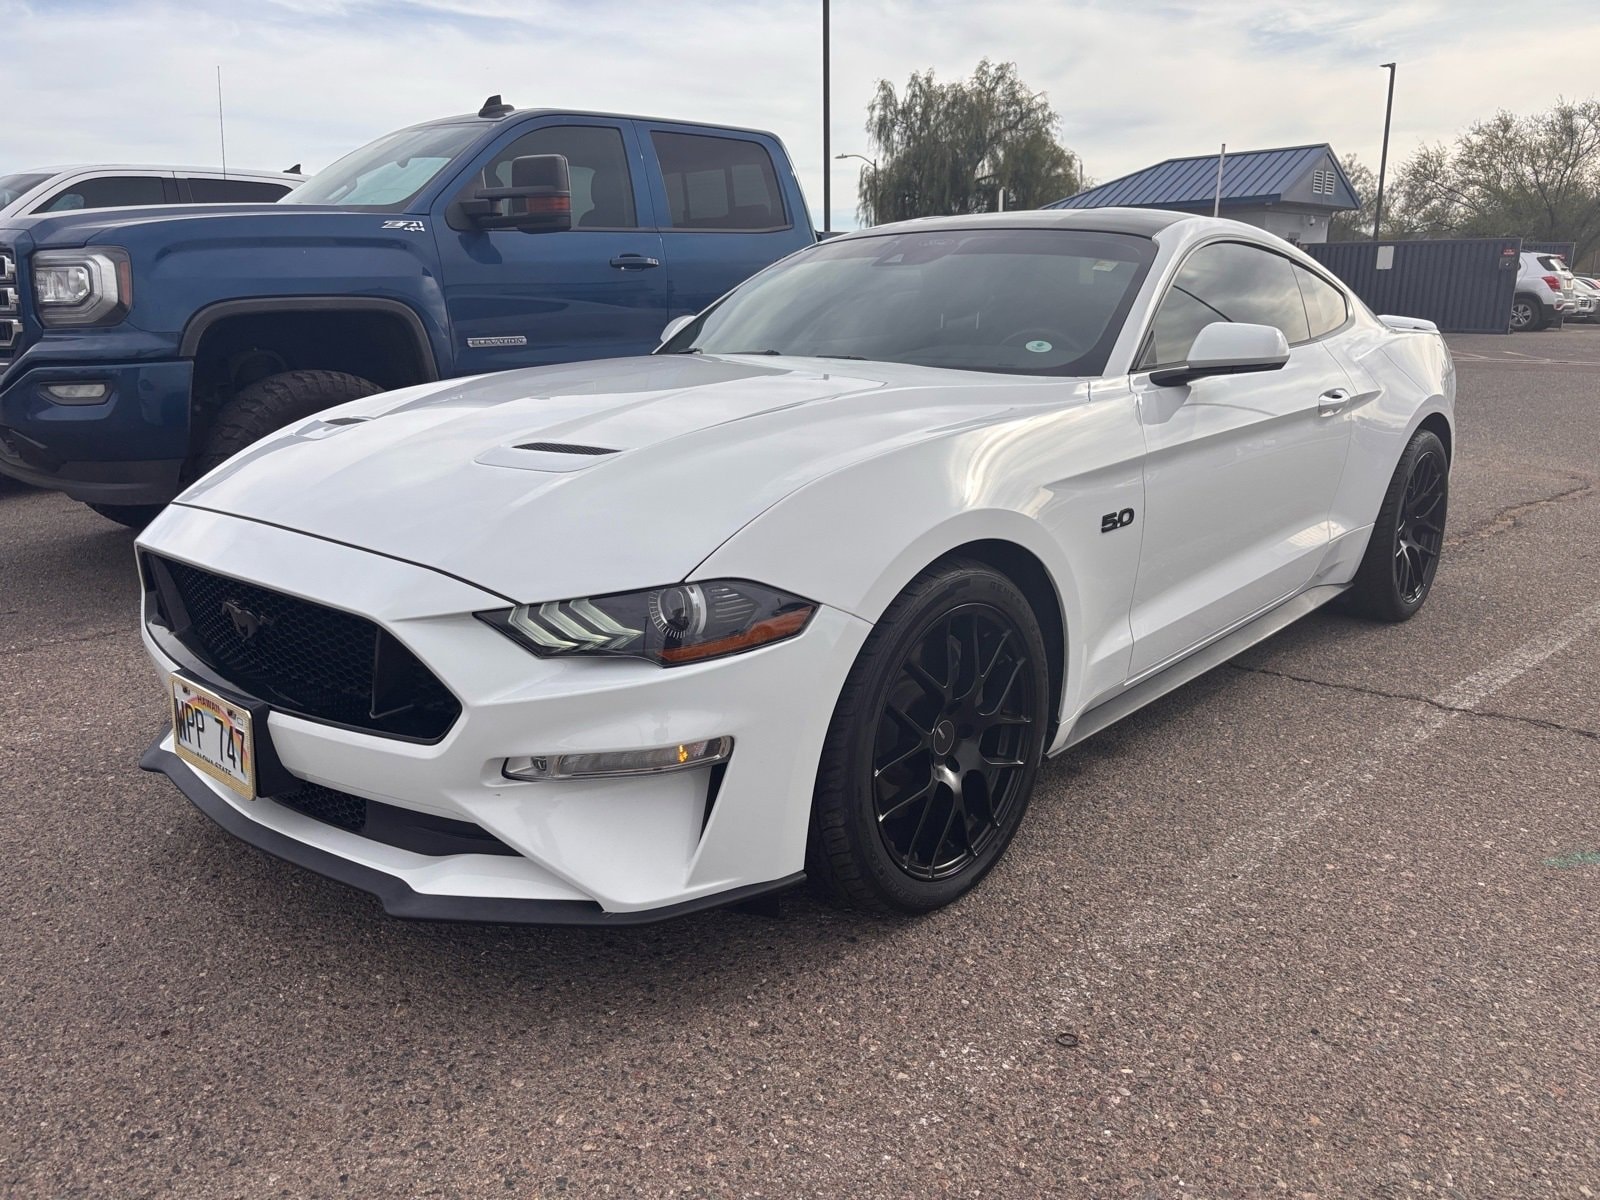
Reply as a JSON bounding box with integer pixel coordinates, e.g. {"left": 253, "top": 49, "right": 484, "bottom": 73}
{"left": 277, "top": 781, "right": 367, "bottom": 830}
{"left": 515, "top": 441, "right": 617, "bottom": 455}
{"left": 271, "top": 780, "right": 519, "bottom": 856}
{"left": 151, "top": 556, "right": 460, "bottom": 741}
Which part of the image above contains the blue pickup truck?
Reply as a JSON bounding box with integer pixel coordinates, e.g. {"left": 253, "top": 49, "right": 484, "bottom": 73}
{"left": 0, "top": 97, "right": 815, "bottom": 525}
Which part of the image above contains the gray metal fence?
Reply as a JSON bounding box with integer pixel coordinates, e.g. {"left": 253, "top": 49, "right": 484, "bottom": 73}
{"left": 1305, "top": 238, "right": 1521, "bottom": 334}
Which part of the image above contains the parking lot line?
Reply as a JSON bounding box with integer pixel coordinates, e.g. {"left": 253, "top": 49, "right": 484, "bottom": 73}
{"left": 1111, "top": 596, "right": 1600, "bottom": 953}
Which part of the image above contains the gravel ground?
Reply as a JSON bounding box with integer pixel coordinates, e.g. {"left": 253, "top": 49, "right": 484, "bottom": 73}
{"left": 1, "top": 326, "right": 1597, "bottom": 1199}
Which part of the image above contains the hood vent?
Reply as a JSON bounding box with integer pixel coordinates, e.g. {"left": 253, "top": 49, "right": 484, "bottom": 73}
{"left": 515, "top": 441, "right": 618, "bottom": 456}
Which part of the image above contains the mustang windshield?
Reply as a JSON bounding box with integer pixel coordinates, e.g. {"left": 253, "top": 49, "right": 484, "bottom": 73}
{"left": 664, "top": 227, "right": 1156, "bottom": 376}
{"left": 280, "top": 123, "right": 481, "bottom": 210}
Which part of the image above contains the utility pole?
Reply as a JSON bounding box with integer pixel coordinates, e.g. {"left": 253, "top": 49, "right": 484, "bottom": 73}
{"left": 1212, "top": 144, "right": 1226, "bottom": 218}
{"left": 1373, "top": 62, "right": 1397, "bottom": 240}
{"left": 821, "top": 0, "right": 830, "bottom": 233}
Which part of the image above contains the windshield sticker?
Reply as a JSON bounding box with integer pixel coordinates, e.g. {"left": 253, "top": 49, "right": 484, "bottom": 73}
{"left": 1024, "top": 340, "right": 1052, "bottom": 353}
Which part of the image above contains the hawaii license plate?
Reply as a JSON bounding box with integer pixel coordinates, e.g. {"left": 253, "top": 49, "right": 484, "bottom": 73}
{"left": 170, "top": 675, "right": 256, "bottom": 800}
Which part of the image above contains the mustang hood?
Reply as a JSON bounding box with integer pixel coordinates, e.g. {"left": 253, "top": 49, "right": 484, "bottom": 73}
{"left": 176, "top": 355, "right": 1047, "bottom": 601}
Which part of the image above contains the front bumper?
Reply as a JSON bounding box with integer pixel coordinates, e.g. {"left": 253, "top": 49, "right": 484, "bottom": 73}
{"left": 136, "top": 504, "right": 872, "bottom": 921}
{"left": 0, "top": 358, "right": 193, "bottom": 503}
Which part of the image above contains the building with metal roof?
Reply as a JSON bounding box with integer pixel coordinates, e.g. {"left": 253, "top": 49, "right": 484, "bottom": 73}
{"left": 1046, "top": 144, "right": 1360, "bottom": 245}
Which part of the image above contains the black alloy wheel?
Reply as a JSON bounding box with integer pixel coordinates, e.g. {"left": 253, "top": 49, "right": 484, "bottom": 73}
{"left": 1394, "top": 444, "right": 1447, "bottom": 605}
{"left": 808, "top": 561, "right": 1049, "bottom": 913}
{"left": 1345, "top": 427, "right": 1449, "bottom": 622}
{"left": 872, "top": 605, "right": 1037, "bottom": 881}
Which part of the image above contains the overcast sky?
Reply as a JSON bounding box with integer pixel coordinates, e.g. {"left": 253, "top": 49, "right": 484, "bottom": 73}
{"left": 6, "top": 0, "right": 1597, "bottom": 229}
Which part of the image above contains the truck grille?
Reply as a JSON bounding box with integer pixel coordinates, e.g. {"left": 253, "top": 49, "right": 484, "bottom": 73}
{"left": 0, "top": 249, "right": 18, "bottom": 358}
{"left": 143, "top": 554, "right": 462, "bottom": 742}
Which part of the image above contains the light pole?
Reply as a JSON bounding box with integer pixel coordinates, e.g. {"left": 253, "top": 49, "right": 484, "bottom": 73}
{"left": 836, "top": 153, "right": 878, "bottom": 224}
{"left": 822, "top": 0, "right": 831, "bottom": 233}
{"left": 1373, "top": 62, "right": 1397, "bottom": 240}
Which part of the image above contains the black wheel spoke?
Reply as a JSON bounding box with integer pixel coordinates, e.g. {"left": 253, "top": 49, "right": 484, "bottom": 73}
{"left": 870, "top": 601, "right": 1041, "bottom": 881}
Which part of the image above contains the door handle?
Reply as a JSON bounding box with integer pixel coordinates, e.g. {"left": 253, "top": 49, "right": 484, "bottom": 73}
{"left": 1318, "top": 388, "right": 1351, "bottom": 416}
{"left": 609, "top": 254, "right": 661, "bottom": 270}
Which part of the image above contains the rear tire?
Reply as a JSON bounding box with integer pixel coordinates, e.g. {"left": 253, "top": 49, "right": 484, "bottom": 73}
{"left": 191, "top": 369, "right": 382, "bottom": 479}
{"left": 86, "top": 503, "right": 164, "bottom": 530}
{"left": 1510, "top": 294, "right": 1545, "bottom": 332}
{"left": 1344, "top": 428, "right": 1448, "bottom": 622}
{"left": 807, "top": 561, "right": 1049, "bottom": 913}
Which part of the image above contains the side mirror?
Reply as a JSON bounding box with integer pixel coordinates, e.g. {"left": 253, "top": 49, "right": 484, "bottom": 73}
{"left": 658, "top": 314, "right": 696, "bottom": 347}
{"left": 460, "top": 153, "right": 573, "bottom": 233}
{"left": 1149, "top": 322, "right": 1290, "bottom": 387}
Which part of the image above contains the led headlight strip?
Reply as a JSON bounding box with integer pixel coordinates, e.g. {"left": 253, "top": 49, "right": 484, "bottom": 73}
{"left": 478, "top": 580, "right": 816, "bottom": 666}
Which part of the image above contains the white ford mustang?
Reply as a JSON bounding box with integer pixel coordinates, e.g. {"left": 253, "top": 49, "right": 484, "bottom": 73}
{"left": 136, "top": 209, "right": 1454, "bottom": 923}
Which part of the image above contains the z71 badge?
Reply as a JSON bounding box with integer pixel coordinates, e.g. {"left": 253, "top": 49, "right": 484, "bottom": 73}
{"left": 382, "top": 219, "right": 426, "bottom": 233}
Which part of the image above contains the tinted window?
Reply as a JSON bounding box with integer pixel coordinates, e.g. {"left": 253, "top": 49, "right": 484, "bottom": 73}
{"left": 1536, "top": 255, "right": 1570, "bottom": 273}
{"left": 187, "top": 178, "right": 292, "bottom": 203}
{"left": 663, "top": 228, "right": 1155, "bottom": 377}
{"left": 1140, "top": 241, "right": 1311, "bottom": 368}
{"left": 474, "top": 125, "right": 636, "bottom": 229}
{"left": 651, "top": 132, "right": 786, "bottom": 231}
{"left": 0, "top": 173, "right": 49, "bottom": 207}
{"left": 282, "top": 123, "right": 480, "bottom": 209}
{"left": 1294, "top": 265, "right": 1349, "bottom": 339}
{"left": 36, "top": 175, "right": 166, "bottom": 213}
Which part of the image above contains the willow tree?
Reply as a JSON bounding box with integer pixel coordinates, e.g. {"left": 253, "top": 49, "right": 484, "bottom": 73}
{"left": 855, "top": 60, "right": 1083, "bottom": 225}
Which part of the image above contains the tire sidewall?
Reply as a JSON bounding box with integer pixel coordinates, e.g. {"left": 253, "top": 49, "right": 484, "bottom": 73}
{"left": 826, "top": 566, "right": 1050, "bottom": 912}
{"left": 1380, "top": 430, "right": 1448, "bottom": 617}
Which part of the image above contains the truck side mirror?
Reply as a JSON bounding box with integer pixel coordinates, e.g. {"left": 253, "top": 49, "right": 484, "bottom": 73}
{"left": 460, "top": 153, "right": 573, "bottom": 234}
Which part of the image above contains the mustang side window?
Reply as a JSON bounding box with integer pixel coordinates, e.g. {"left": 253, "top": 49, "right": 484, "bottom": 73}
{"left": 1294, "top": 265, "right": 1350, "bottom": 339}
{"left": 1141, "top": 242, "right": 1312, "bottom": 369}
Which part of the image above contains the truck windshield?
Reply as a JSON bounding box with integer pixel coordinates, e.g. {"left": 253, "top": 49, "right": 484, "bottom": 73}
{"left": 281, "top": 124, "right": 481, "bottom": 210}
{"left": 661, "top": 227, "right": 1156, "bottom": 376}
{"left": 0, "top": 173, "right": 50, "bottom": 207}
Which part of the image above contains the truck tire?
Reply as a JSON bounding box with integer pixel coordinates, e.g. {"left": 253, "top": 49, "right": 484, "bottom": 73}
{"left": 192, "top": 369, "right": 383, "bottom": 478}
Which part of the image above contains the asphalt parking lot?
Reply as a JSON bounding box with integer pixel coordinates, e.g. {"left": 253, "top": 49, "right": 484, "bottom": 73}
{"left": 2, "top": 327, "right": 1597, "bottom": 1199}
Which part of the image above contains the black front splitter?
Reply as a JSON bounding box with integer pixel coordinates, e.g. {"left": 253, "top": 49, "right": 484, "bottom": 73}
{"left": 140, "top": 736, "right": 803, "bottom": 926}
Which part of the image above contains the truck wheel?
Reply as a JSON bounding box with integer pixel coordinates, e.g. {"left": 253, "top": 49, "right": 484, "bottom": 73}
{"left": 87, "top": 503, "right": 165, "bottom": 530}
{"left": 192, "top": 369, "right": 383, "bottom": 479}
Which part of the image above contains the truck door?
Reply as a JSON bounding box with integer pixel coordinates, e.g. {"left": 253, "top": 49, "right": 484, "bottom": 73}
{"left": 635, "top": 123, "right": 804, "bottom": 319}
{"left": 434, "top": 117, "right": 669, "bottom": 373}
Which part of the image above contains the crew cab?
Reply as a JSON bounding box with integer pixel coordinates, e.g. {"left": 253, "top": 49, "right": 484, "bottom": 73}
{"left": 0, "top": 98, "right": 815, "bottom": 525}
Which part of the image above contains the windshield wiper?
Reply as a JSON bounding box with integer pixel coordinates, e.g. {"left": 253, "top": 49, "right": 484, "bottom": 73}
{"left": 726, "top": 349, "right": 782, "bottom": 355}
{"left": 815, "top": 354, "right": 868, "bottom": 360}
{"left": 667, "top": 347, "right": 704, "bottom": 354}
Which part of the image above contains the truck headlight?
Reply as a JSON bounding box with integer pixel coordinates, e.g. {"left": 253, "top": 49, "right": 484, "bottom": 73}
{"left": 32, "top": 248, "right": 132, "bottom": 327}
{"left": 478, "top": 580, "right": 816, "bottom": 666}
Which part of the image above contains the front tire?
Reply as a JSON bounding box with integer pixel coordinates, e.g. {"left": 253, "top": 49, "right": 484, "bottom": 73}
{"left": 808, "top": 561, "right": 1049, "bottom": 913}
{"left": 191, "top": 369, "right": 382, "bottom": 479}
{"left": 1345, "top": 428, "right": 1448, "bottom": 622}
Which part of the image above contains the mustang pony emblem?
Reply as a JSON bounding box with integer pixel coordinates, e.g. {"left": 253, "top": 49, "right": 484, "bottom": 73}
{"left": 222, "top": 600, "right": 273, "bottom": 642}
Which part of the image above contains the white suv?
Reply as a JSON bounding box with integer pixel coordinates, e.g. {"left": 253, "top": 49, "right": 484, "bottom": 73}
{"left": 1512, "top": 252, "right": 1576, "bottom": 331}
{"left": 0, "top": 165, "right": 304, "bottom": 220}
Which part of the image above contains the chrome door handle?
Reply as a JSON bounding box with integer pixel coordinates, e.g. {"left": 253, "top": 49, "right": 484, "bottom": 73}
{"left": 609, "top": 254, "right": 661, "bottom": 270}
{"left": 1318, "top": 388, "right": 1351, "bottom": 416}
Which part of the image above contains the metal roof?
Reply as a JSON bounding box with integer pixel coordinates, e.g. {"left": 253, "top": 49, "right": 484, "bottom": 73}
{"left": 1048, "top": 144, "right": 1359, "bottom": 213}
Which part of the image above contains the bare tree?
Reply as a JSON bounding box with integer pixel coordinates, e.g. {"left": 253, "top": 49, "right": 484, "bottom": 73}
{"left": 857, "top": 60, "right": 1083, "bottom": 225}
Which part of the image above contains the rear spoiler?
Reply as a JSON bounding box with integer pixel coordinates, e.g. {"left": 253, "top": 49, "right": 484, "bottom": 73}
{"left": 1379, "top": 314, "right": 1439, "bottom": 333}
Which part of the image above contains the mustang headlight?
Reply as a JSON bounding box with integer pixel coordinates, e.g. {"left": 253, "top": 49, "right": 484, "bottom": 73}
{"left": 478, "top": 580, "right": 816, "bottom": 666}
{"left": 32, "top": 247, "right": 132, "bottom": 327}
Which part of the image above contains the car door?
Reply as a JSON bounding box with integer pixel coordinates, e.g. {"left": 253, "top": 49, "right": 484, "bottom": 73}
{"left": 1127, "top": 239, "right": 1354, "bottom": 678}
{"left": 433, "top": 117, "right": 669, "bottom": 373}
{"left": 637, "top": 123, "right": 801, "bottom": 319}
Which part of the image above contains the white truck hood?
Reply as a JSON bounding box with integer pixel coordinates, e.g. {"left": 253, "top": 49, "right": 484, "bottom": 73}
{"left": 174, "top": 355, "right": 1044, "bottom": 601}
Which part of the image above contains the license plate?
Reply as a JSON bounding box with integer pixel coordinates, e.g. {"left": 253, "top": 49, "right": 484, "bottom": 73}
{"left": 170, "top": 675, "right": 256, "bottom": 800}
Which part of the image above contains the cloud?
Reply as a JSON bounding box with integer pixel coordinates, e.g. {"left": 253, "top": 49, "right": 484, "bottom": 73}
{"left": 3, "top": 0, "right": 1596, "bottom": 228}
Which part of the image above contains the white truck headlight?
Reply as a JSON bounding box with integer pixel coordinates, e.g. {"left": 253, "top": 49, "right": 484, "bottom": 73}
{"left": 32, "top": 247, "right": 132, "bottom": 327}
